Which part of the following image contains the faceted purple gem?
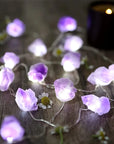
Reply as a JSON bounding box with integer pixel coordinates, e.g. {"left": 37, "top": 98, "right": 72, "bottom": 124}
{"left": 28, "top": 39, "right": 47, "bottom": 57}
{"left": 15, "top": 88, "right": 38, "bottom": 111}
{"left": 57, "top": 16, "right": 77, "bottom": 32}
{"left": 87, "top": 66, "right": 111, "bottom": 86}
{"left": 61, "top": 52, "right": 81, "bottom": 72}
{"left": 28, "top": 63, "right": 48, "bottom": 83}
{"left": 6, "top": 18, "right": 25, "bottom": 37}
{"left": 0, "top": 116, "right": 24, "bottom": 143}
{"left": 64, "top": 35, "right": 83, "bottom": 52}
{"left": 0, "top": 67, "right": 14, "bottom": 91}
{"left": 81, "top": 94, "right": 110, "bottom": 115}
{"left": 54, "top": 78, "right": 77, "bottom": 102}
{"left": 1, "top": 52, "right": 20, "bottom": 69}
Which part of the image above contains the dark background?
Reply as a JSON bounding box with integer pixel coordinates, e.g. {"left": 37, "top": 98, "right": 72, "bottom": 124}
{"left": 0, "top": 0, "right": 102, "bottom": 40}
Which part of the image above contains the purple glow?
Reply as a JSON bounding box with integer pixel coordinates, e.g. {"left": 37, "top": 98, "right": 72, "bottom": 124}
{"left": 61, "top": 52, "right": 81, "bottom": 72}
{"left": 57, "top": 16, "right": 77, "bottom": 32}
{"left": 109, "top": 64, "right": 114, "bottom": 81}
{"left": 64, "top": 36, "right": 83, "bottom": 52}
{"left": 0, "top": 116, "right": 24, "bottom": 143}
{"left": 28, "top": 63, "right": 48, "bottom": 83}
{"left": 54, "top": 78, "right": 77, "bottom": 102}
{"left": 1, "top": 52, "right": 20, "bottom": 69}
{"left": 81, "top": 94, "right": 110, "bottom": 115}
{"left": 87, "top": 66, "right": 111, "bottom": 86}
{"left": 15, "top": 88, "right": 38, "bottom": 111}
{"left": 6, "top": 18, "right": 25, "bottom": 37}
{"left": 0, "top": 67, "right": 14, "bottom": 91}
{"left": 28, "top": 39, "right": 47, "bottom": 57}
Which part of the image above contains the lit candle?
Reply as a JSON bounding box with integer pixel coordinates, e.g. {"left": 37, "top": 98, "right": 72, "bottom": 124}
{"left": 87, "top": 1, "right": 114, "bottom": 49}
{"left": 105, "top": 8, "right": 112, "bottom": 15}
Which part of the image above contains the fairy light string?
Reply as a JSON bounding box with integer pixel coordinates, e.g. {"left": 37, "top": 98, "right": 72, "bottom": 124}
{"left": 0, "top": 16, "right": 114, "bottom": 144}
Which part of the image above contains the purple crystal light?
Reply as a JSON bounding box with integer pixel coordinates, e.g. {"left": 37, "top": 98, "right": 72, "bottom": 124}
{"left": 64, "top": 36, "right": 83, "bottom": 52}
{"left": 28, "top": 63, "right": 48, "bottom": 83}
{"left": 81, "top": 94, "right": 110, "bottom": 115}
{"left": 1, "top": 52, "right": 20, "bottom": 69}
{"left": 6, "top": 18, "right": 25, "bottom": 37}
{"left": 61, "top": 52, "right": 81, "bottom": 72}
{"left": 15, "top": 88, "right": 38, "bottom": 111}
{"left": 57, "top": 16, "right": 77, "bottom": 32}
{"left": 0, "top": 67, "right": 14, "bottom": 91}
{"left": 54, "top": 78, "right": 77, "bottom": 102}
{"left": 108, "top": 64, "right": 114, "bottom": 81}
{"left": 28, "top": 39, "right": 47, "bottom": 57}
{"left": 0, "top": 116, "right": 24, "bottom": 143}
{"left": 87, "top": 66, "right": 111, "bottom": 86}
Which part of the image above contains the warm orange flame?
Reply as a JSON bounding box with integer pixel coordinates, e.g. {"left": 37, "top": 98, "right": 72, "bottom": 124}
{"left": 105, "top": 8, "right": 112, "bottom": 15}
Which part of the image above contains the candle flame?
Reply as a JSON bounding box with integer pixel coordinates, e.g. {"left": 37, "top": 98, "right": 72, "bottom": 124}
{"left": 105, "top": 8, "right": 112, "bottom": 15}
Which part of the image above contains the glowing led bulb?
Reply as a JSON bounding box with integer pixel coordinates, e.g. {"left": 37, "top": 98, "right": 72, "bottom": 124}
{"left": 81, "top": 94, "right": 110, "bottom": 115}
{"left": 28, "top": 39, "right": 47, "bottom": 57}
{"left": 0, "top": 67, "right": 15, "bottom": 91}
{"left": 15, "top": 88, "right": 38, "bottom": 111}
{"left": 87, "top": 66, "right": 112, "bottom": 86}
{"left": 1, "top": 52, "right": 20, "bottom": 69}
{"left": 6, "top": 18, "right": 25, "bottom": 37}
{"left": 64, "top": 36, "right": 83, "bottom": 52}
{"left": 105, "top": 8, "right": 112, "bottom": 15}
{"left": 54, "top": 78, "right": 77, "bottom": 102}
{"left": 0, "top": 116, "right": 24, "bottom": 143}
{"left": 108, "top": 64, "right": 114, "bottom": 81}
{"left": 28, "top": 63, "right": 48, "bottom": 83}
{"left": 57, "top": 16, "right": 77, "bottom": 32}
{"left": 61, "top": 52, "right": 81, "bottom": 72}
